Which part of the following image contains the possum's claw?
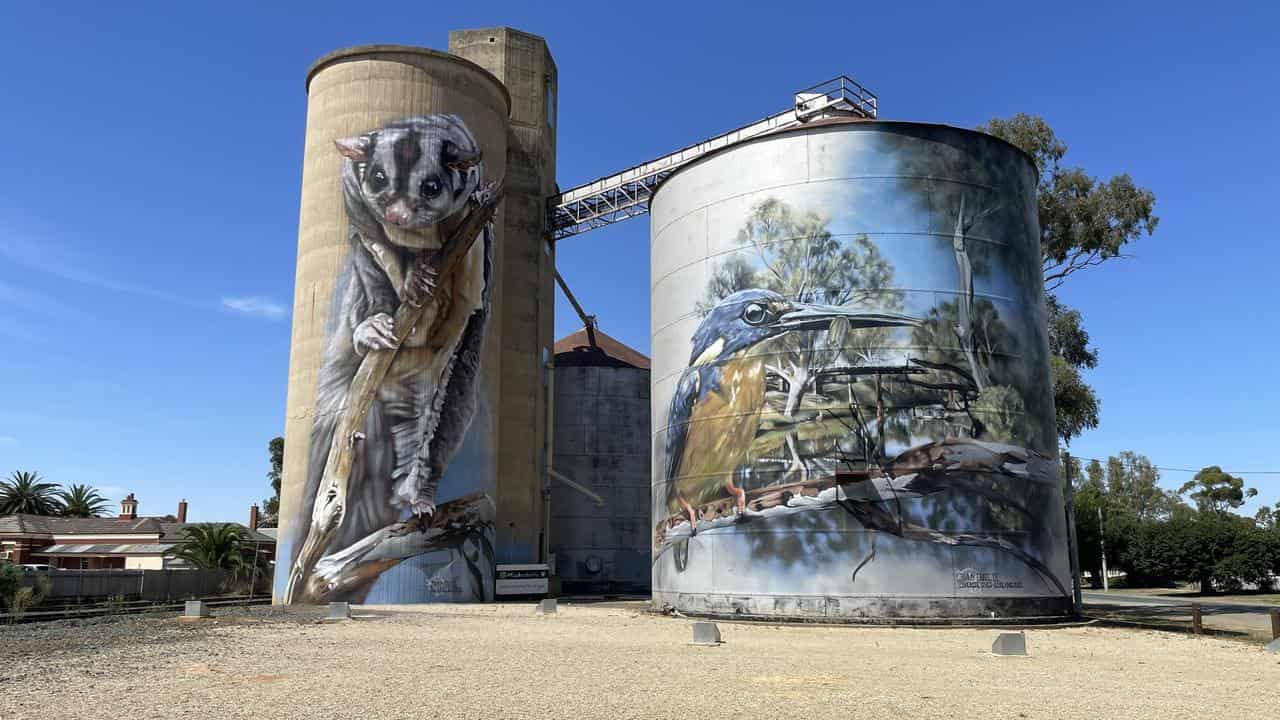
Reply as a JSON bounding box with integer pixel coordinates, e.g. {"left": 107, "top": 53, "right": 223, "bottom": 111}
{"left": 413, "top": 503, "right": 437, "bottom": 531}
{"left": 392, "top": 471, "right": 437, "bottom": 523}
{"left": 404, "top": 263, "right": 439, "bottom": 306}
{"left": 353, "top": 313, "right": 396, "bottom": 354}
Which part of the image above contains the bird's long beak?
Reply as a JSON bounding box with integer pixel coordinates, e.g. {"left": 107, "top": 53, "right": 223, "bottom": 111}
{"left": 771, "top": 301, "right": 921, "bottom": 331}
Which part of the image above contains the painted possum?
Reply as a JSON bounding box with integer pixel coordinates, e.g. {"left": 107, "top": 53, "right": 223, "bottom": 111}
{"left": 300, "top": 114, "right": 493, "bottom": 553}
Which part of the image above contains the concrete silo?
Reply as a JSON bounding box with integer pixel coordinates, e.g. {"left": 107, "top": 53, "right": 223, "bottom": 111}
{"left": 649, "top": 119, "right": 1072, "bottom": 621}
{"left": 276, "top": 31, "right": 557, "bottom": 605}
{"left": 550, "top": 327, "right": 652, "bottom": 594}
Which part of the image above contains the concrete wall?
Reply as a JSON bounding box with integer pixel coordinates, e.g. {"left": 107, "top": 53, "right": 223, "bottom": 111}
{"left": 649, "top": 121, "right": 1071, "bottom": 620}
{"left": 550, "top": 365, "right": 651, "bottom": 593}
{"left": 276, "top": 45, "right": 510, "bottom": 604}
{"left": 449, "top": 28, "right": 558, "bottom": 564}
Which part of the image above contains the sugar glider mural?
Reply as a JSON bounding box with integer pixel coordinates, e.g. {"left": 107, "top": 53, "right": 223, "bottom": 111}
{"left": 284, "top": 115, "right": 502, "bottom": 604}
{"left": 650, "top": 123, "right": 1072, "bottom": 619}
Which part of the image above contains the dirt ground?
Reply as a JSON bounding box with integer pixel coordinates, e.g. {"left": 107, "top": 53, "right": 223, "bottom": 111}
{"left": 1, "top": 602, "right": 1277, "bottom": 720}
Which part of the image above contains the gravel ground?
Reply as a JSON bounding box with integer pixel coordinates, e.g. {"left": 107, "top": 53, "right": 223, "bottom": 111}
{"left": 1, "top": 602, "right": 1277, "bottom": 719}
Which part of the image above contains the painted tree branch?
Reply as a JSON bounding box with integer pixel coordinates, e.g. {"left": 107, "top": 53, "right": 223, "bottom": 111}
{"left": 655, "top": 439, "right": 1067, "bottom": 598}
{"left": 285, "top": 183, "right": 504, "bottom": 603}
{"left": 838, "top": 497, "right": 1069, "bottom": 598}
{"left": 654, "top": 438, "right": 1053, "bottom": 548}
{"left": 305, "top": 491, "right": 496, "bottom": 602}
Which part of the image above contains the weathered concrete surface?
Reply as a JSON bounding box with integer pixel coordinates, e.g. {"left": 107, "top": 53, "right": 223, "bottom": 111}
{"left": 183, "top": 600, "right": 210, "bottom": 617}
{"left": 991, "top": 631, "right": 1027, "bottom": 656}
{"left": 275, "top": 45, "right": 509, "bottom": 603}
{"left": 3, "top": 604, "right": 1277, "bottom": 720}
{"left": 690, "top": 620, "right": 721, "bottom": 645}
{"left": 450, "top": 28, "right": 558, "bottom": 565}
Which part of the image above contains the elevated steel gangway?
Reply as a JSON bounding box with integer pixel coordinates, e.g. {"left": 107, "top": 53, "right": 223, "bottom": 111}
{"left": 547, "top": 75, "right": 878, "bottom": 241}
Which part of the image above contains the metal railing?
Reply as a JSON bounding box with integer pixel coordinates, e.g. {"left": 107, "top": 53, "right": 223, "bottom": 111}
{"left": 548, "top": 75, "right": 878, "bottom": 240}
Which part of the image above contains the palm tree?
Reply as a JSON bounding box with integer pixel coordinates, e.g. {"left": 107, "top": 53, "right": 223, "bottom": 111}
{"left": 58, "top": 484, "right": 111, "bottom": 518}
{"left": 0, "top": 471, "right": 63, "bottom": 516}
{"left": 169, "top": 523, "right": 249, "bottom": 577}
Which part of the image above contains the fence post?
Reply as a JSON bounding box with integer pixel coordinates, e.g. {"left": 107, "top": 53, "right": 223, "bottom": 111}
{"left": 1191, "top": 604, "right": 1203, "bottom": 635}
{"left": 1270, "top": 608, "right": 1279, "bottom": 640}
{"left": 1062, "top": 451, "right": 1083, "bottom": 617}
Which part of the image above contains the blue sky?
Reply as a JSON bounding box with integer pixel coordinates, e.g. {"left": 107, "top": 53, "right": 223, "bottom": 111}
{"left": 0, "top": 2, "right": 1276, "bottom": 521}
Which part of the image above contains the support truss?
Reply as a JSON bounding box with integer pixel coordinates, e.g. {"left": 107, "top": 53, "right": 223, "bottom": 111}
{"left": 548, "top": 75, "right": 878, "bottom": 240}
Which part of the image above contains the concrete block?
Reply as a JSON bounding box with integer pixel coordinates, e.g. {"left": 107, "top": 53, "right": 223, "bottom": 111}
{"left": 327, "top": 602, "right": 351, "bottom": 620}
{"left": 1266, "top": 638, "right": 1280, "bottom": 655}
{"left": 184, "top": 600, "right": 211, "bottom": 618}
{"left": 691, "top": 622, "right": 722, "bottom": 646}
{"left": 537, "top": 598, "right": 557, "bottom": 615}
{"left": 992, "top": 632, "right": 1027, "bottom": 656}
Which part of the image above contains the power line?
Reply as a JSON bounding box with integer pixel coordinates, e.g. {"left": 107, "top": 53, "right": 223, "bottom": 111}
{"left": 1064, "top": 455, "right": 1280, "bottom": 476}
{"left": 1151, "top": 468, "right": 1280, "bottom": 475}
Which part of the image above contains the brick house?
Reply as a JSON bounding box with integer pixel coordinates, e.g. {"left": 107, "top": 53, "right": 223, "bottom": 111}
{"left": 0, "top": 494, "right": 274, "bottom": 569}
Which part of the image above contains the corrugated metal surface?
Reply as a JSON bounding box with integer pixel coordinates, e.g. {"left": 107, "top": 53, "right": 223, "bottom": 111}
{"left": 550, "top": 356, "right": 651, "bottom": 594}
{"left": 649, "top": 121, "right": 1071, "bottom": 621}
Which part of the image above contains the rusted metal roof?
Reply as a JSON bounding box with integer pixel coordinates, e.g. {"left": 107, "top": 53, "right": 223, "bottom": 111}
{"left": 554, "top": 327, "right": 651, "bottom": 370}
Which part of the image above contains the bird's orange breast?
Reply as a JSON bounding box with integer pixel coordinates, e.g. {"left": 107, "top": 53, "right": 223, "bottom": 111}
{"left": 669, "top": 355, "right": 767, "bottom": 511}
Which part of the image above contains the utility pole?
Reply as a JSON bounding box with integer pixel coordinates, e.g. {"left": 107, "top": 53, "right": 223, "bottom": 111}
{"left": 249, "top": 536, "right": 262, "bottom": 602}
{"left": 1097, "top": 504, "right": 1109, "bottom": 592}
{"left": 1063, "top": 451, "right": 1083, "bottom": 616}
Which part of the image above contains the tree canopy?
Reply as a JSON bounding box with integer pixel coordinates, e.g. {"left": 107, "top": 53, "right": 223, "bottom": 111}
{"left": 169, "top": 523, "right": 249, "bottom": 575}
{"left": 980, "top": 114, "right": 1158, "bottom": 444}
{"left": 0, "top": 471, "right": 62, "bottom": 516}
{"left": 261, "top": 436, "right": 283, "bottom": 526}
{"left": 979, "top": 113, "right": 1158, "bottom": 291}
{"left": 1179, "top": 466, "right": 1257, "bottom": 515}
{"left": 1255, "top": 502, "right": 1280, "bottom": 530}
{"left": 1069, "top": 452, "right": 1278, "bottom": 593}
{"left": 57, "top": 484, "right": 111, "bottom": 518}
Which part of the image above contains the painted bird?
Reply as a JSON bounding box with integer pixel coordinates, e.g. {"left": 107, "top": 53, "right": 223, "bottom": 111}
{"left": 664, "top": 288, "right": 920, "bottom": 531}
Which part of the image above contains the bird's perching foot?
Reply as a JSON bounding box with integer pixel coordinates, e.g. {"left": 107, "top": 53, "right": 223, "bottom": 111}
{"left": 680, "top": 497, "right": 698, "bottom": 537}
{"left": 724, "top": 478, "right": 748, "bottom": 517}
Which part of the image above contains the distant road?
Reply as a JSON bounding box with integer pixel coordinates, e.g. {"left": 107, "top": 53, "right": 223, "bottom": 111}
{"left": 1084, "top": 590, "right": 1277, "bottom": 639}
{"left": 1084, "top": 590, "right": 1277, "bottom": 613}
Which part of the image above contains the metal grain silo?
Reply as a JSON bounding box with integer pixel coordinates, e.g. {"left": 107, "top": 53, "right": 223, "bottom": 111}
{"left": 276, "top": 44, "right": 510, "bottom": 604}
{"left": 550, "top": 326, "right": 652, "bottom": 594}
{"left": 649, "top": 119, "right": 1071, "bottom": 620}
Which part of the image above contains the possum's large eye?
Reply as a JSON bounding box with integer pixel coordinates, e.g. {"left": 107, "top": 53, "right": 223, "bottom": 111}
{"left": 368, "top": 167, "right": 388, "bottom": 192}
{"left": 420, "top": 178, "right": 443, "bottom": 199}
{"left": 742, "top": 303, "right": 768, "bottom": 325}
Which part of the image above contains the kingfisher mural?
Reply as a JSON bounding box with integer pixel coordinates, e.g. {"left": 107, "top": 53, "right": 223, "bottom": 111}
{"left": 663, "top": 288, "right": 919, "bottom": 527}
{"left": 650, "top": 126, "right": 1071, "bottom": 618}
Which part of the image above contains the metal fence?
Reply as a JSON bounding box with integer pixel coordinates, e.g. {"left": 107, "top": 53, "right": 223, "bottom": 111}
{"left": 19, "top": 568, "right": 250, "bottom": 604}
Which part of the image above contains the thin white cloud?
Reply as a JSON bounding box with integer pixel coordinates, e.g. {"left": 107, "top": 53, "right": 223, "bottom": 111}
{"left": 0, "top": 232, "right": 207, "bottom": 309}
{"left": 96, "top": 485, "right": 125, "bottom": 502}
{"left": 2, "top": 227, "right": 291, "bottom": 323}
{"left": 0, "top": 435, "right": 17, "bottom": 446}
{"left": 222, "top": 296, "right": 288, "bottom": 320}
